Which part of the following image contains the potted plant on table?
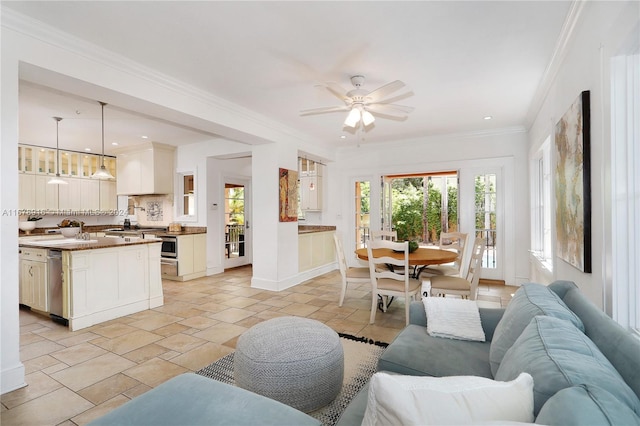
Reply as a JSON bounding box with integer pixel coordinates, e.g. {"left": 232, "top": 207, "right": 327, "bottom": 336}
{"left": 19, "top": 215, "right": 42, "bottom": 235}
{"left": 58, "top": 218, "right": 84, "bottom": 238}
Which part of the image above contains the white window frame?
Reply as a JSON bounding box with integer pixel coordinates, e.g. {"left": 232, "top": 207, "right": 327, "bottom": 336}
{"left": 530, "top": 138, "right": 553, "bottom": 271}
{"left": 611, "top": 42, "right": 640, "bottom": 332}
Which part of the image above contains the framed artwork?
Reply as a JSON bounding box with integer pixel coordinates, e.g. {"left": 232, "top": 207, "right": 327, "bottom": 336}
{"left": 554, "top": 90, "right": 591, "bottom": 273}
{"left": 279, "top": 168, "right": 298, "bottom": 222}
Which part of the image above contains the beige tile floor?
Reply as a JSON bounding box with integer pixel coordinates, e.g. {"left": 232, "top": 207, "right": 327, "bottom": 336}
{"left": 1, "top": 266, "right": 516, "bottom": 426}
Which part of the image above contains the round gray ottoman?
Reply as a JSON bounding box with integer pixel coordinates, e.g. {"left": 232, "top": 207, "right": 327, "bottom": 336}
{"left": 234, "top": 316, "right": 344, "bottom": 412}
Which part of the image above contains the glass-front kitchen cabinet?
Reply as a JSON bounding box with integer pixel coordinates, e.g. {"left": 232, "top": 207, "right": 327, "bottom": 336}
{"left": 18, "top": 144, "right": 117, "bottom": 212}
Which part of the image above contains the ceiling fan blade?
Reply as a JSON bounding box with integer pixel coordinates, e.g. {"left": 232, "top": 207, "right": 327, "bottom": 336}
{"left": 320, "top": 82, "right": 351, "bottom": 102}
{"left": 366, "top": 80, "right": 405, "bottom": 102}
{"left": 300, "top": 105, "right": 350, "bottom": 116}
{"left": 369, "top": 91, "right": 414, "bottom": 105}
{"left": 367, "top": 103, "right": 414, "bottom": 115}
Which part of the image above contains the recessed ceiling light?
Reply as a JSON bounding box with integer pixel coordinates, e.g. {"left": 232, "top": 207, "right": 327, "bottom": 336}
{"left": 340, "top": 135, "right": 346, "bottom": 139}
{"left": 141, "top": 135, "right": 148, "bottom": 139}
{"left": 484, "top": 116, "right": 493, "bottom": 120}
{"left": 84, "top": 148, "right": 91, "bottom": 152}
{"left": 111, "top": 142, "right": 119, "bottom": 146}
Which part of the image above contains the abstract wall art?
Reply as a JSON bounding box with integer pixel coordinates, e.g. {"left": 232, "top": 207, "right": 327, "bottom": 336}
{"left": 279, "top": 168, "right": 298, "bottom": 222}
{"left": 555, "top": 90, "right": 591, "bottom": 273}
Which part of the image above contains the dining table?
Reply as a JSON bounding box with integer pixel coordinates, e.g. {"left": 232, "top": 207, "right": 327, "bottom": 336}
{"left": 355, "top": 246, "right": 458, "bottom": 278}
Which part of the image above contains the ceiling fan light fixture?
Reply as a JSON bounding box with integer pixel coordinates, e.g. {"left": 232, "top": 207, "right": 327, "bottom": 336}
{"left": 344, "top": 108, "right": 361, "bottom": 128}
{"left": 362, "top": 110, "right": 375, "bottom": 126}
{"left": 47, "top": 117, "right": 68, "bottom": 186}
{"left": 91, "top": 101, "right": 115, "bottom": 180}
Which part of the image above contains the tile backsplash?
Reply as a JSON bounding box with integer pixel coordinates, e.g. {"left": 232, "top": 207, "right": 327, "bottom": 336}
{"left": 128, "top": 195, "right": 174, "bottom": 227}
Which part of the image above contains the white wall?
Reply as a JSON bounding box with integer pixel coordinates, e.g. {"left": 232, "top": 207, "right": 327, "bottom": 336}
{"left": 528, "top": 1, "right": 639, "bottom": 308}
{"left": 328, "top": 130, "right": 530, "bottom": 286}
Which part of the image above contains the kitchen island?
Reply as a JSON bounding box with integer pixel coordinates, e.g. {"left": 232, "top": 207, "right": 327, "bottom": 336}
{"left": 19, "top": 237, "right": 162, "bottom": 331}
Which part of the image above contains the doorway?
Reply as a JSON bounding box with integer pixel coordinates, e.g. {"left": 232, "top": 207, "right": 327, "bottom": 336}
{"left": 224, "top": 179, "right": 252, "bottom": 269}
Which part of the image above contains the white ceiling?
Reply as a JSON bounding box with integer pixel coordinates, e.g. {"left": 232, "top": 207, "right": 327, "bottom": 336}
{"left": 5, "top": 1, "right": 573, "bottom": 155}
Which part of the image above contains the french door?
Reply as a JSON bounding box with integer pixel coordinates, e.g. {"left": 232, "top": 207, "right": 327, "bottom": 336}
{"left": 223, "top": 178, "right": 252, "bottom": 269}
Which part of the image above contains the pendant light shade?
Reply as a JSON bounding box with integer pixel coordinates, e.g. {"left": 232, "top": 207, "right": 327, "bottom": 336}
{"left": 344, "top": 108, "right": 361, "bottom": 128}
{"left": 48, "top": 117, "right": 68, "bottom": 185}
{"left": 91, "top": 101, "right": 115, "bottom": 180}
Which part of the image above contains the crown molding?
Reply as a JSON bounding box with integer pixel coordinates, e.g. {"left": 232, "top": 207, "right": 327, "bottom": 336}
{"left": 337, "top": 125, "right": 527, "bottom": 154}
{"left": 524, "top": 0, "right": 586, "bottom": 129}
{"left": 1, "top": 8, "right": 318, "bottom": 146}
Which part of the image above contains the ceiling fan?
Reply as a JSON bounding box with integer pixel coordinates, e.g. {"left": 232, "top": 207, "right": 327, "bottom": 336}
{"left": 301, "top": 75, "right": 414, "bottom": 129}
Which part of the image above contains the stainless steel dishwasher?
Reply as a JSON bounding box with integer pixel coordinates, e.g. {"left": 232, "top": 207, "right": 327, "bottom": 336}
{"left": 47, "top": 249, "right": 67, "bottom": 324}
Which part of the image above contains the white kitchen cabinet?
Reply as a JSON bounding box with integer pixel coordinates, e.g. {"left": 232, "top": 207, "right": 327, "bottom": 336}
{"left": 116, "top": 142, "right": 175, "bottom": 195}
{"left": 18, "top": 144, "right": 117, "bottom": 214}
{"left": 19, "top": 174, "right": 36, "bottom": 210}
{"left": 80, "top": 179, "right": 100, "bottom": 211}
{"left": 35, "top": 175, "right": 59, "bottom": 211}
{"left": 164, "top": 233, "right": 206, "bottom": 281}
{"left": 300, "top": 176, "right": 322, "bottom": 211}
{"left": 19, "top": 248, "right": 48, "bottom": 312}
{"left": 299, "top": 162, "right": 323, "bottom": 211}
{"left": 298, "top": 231, "right": 335, "bottom": 272}
{"left": 58, "top": 177, "right": 82, "bottom": 211}
{"left": 62, "top": 241, "right": 163, "bottom": 331}
{"left": 100, "top": 180, "right": 117, "bottom": 211}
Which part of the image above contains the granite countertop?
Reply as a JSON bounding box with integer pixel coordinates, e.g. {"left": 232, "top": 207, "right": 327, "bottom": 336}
{"left": 298, "top": 225, "right": 337, "bottom": 234}
{"left": 154, "top": 227, "right": 207, "bottom": 236}
{"left": 19, "top": 236, "right": 161, "bottom": 251}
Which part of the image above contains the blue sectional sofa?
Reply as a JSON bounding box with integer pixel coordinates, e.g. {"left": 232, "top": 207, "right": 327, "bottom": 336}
{"left": 90, "top": 281, "right": 640, "bottom": 425}
{"left": 337, "top": 280, "right": 640, "bottom": 425}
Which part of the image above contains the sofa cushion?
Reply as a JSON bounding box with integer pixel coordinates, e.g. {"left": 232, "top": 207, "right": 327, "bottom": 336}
{"left": 88, "top": 373, "right": 321, "bottom": 426}
{"left": 557, "top": 283, "right": 640, "bottom": 400}
{"left": 495, "top": 316, "right": 640, "bottom": 416}
{"left": 489, "top": 283, "right": 584, "bottom": 376}
{"left": 535, "top": 384, "right": 640, "bottom": 425}
{"left": 361, "top": 372, "right": 534, "bottom": 426}
{"left": 378, "top": 324, "right": 493, "bottom": 378}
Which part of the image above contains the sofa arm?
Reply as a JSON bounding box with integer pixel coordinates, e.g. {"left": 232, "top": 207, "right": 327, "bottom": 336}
{"left": 409, "top": 301, "right": 505, "bottom": 341}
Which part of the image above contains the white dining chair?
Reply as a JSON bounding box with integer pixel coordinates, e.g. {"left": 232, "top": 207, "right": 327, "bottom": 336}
{"left": 367, "top": 239, "right": 422, "bottom": 325}
{"left": 428, "top": 237, "right": 485, "bottom": 300}
{"left": 421, "top": 232, "right": 470, "bottom": 277}
{"left": 370, "top": 230, "right": 398, "bottom": 241}
{"left": 333, "top": 233, "right": 371, "bottom": 307}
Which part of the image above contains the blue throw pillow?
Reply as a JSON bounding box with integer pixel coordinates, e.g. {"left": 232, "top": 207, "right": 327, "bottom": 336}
{"left": 535, "top": 384, "right": 640, "bottom": 425}
{"left": 489, "top": 282, "right": 584, "bottom": 376}
{"left": 495, "top": 316, "right": 640, "bottom": 416}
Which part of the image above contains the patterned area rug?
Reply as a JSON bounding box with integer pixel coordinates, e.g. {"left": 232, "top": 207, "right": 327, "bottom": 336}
{"left": 196, "top": 333, "right": 387, "bottom": 426}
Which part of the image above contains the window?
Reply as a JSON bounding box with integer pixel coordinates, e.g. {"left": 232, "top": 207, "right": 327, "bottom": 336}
{"left": 531, "top": 138, "right": 553, "bottom": 269}
{"left": 611, "top": 42, "right": 639, "bottom": 332}
{"left": 176, "top": 169, "right": 196, "bottom": 221}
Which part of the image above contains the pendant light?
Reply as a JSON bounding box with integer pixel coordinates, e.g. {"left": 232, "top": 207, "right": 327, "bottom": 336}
{"left": 91, "top": 101, "right": 115, "bottom": 180}
{"left": 47, "top": 117, "right": 68, "bottom": 185}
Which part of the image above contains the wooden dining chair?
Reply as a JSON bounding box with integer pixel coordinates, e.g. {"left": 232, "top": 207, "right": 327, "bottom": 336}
{"left": 428, "top": 237, "right": 485, "bottom": 300}
{"left": 421, "top": 232, "right": 470, "bottom": 277}
{"left": 333, "top": 233, "right": 371, "bottom": 307}
{"left": 367, "top": 239, "right": 421, "bottom": 325}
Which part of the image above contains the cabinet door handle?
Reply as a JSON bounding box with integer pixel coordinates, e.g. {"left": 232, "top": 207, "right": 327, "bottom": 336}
{"left": 29, "top": 266, "right": 33, "bottom": 277}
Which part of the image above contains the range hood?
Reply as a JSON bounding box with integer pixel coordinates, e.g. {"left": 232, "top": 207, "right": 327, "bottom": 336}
{"left": 115, "top": 142, "right": 175, "bottom": 195}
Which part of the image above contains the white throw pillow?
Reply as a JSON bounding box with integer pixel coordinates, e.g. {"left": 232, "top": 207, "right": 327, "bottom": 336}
{"left": 423, "top": 296, "right": 486, "bottom": 341}
{"left": 361, "top": 372, "right": 534, "bottom": 426}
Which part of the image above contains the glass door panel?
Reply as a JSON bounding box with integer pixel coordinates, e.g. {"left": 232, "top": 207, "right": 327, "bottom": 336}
{"left": 224, "top": 183, "right": 247, "bottom": 268}
{"left": 475, "top": 173, "right": 498, "bottom": 270}
{"left": 355, "top": 180, "right": 370, "bottom": 249}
